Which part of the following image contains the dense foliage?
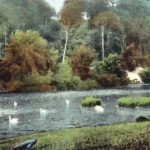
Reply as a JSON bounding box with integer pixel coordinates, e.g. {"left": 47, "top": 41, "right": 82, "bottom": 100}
{"left": 0, "top": 31, "right": 57, "bottom": 91}
{"left": 139, "top": 68, "right": 150, "bottom": 83}
{"left": 0, "top": 0, "right": 149, "bottom": 92}
{"left": 55, "top": 60, "right": 80, "bottom": 90}
{"left": 96, "top": 54, "right": 129, "bottom": 87}
{"left": 70, "top": 45, "right": 95, "bottom": 80}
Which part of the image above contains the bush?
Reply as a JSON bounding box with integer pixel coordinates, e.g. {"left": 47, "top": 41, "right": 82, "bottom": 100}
{"left": 6, "top": 80, "right": 24, "bottom": 92}
{"left": 70, "top": 45, "right": 95, "bottom": 80}
{"left": 99, "top": 54, "right": 126, "bottom": 78}
{"left": 55, "top": 61, "right": 81, "bottom": 90}
{"left": 77, "top": 79, "right": 98, "bottom": 90}
{"left": 139, "top": 68, "right": 150, "bottom": 83}
{"left": 97, "top": 73, "right": 120, "bottom": 88}
{"left": 96, "top": 54, "right": 129, "bottom": 86}
{"left": 4, "top": 30, "right": 54, "bottom": 78}
{"left": 81, "top": 97, "right": 102, "bottom": 107}
{"left": 123, "top": 47, "right": 146, "bottom": 71}
{"left": 118, "top": 97, "right": 150, "bottom": 108}
{"left": 23, "top": 71, "right": 52, "bottom": 86}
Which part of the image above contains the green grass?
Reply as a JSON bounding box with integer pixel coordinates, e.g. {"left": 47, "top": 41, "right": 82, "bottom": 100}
{"left": 1, "top": 122, "right": 150, "bottom": 150}
{"left": 81, "top": 97, "right": 101, "bottom": 107}
{"left": 118, "top": 97, "right": 150, "bottom": 108}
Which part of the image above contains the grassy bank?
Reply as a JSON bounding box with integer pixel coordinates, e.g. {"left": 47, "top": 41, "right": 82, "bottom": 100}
{"left": 1, "top": 122, "right": 150, "bottom": 150}
{"left": 118, "top": 97, "right": 150, "bottom": 107}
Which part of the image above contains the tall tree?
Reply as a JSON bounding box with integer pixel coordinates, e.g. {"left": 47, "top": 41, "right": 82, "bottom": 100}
{"left": 0, "top": 12, "right": 11, "bottom": 47}
{"left": 90, "top": 11, "right": 120, "bottom": 60}
{"left": 125, "top": 16, "right": 150, "bottom": 55}
{"left": 60, "top": 0, "right": 83, "bottom": 63}
{"left": 0, "top": 0, "right": 55, "bottom": 30}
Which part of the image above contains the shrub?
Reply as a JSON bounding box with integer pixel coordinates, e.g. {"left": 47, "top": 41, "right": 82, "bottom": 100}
{"left": 55, "top": 61, "right": 81, "bottom": 90}
{"left": 96, "top": 54, "right": 129, "bottom": 86}
{"left": 118, "top": 97, "right": 150, "bottom": 108}
{"left": 122, "top": 46, "right": 146, "bottom": 71}
{"left": 70, "top": 45, "right": 95, "bottom": 80}
{"left": 139, "top": 68, "right": 150, "bottom": 83}
{"left": 4, "top": 30, "right": 54, "bottom": 78}
{"left": 6, "top": 80, "right": 24, "bottom": 92}
{"left": 97, "top": 73, "right": 120, "bottom": 88}
{"left": 23, "top": 71, "right": 52, "bottom": 86}
{"left": 81, "top": 97, "right": 102, "bottom": 107}
{"left": 99, "top": 54, "right": 126, "bottom": 78}
{"left": 77, "top": 79, "right": 98, "bottom": 90}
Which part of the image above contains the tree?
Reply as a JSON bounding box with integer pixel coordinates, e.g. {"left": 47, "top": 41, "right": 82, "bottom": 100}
{"left": 0, "top": 0, "right": 55, "bottom": 30}
{"left": 60, "top": 0, "right": 83, "bottom": 63}
{"left": 0, "top": 12, "right": 11, "bottom": 47}
{"left": 97, "top": 53, "right": 129, "bottom": 85}
{"left": 1, "top": 30, "right": 56, "bottom": 81}
{"left": 116, "top": 0, "right": 150, "bottom": 19}
{"left": 70, "top": 45, "right": 95, "bottom": 80}
{"left": 84, "top": 0, "right": 116, "bottom": 17}
{"left": 90, "top": 11, "right": 120, "bottom": 60}
{"left": 126, "top": 17, "right": 150, "bottom": 55}
{"left": 55, "top": 60, "right": 80, "bottom": 90}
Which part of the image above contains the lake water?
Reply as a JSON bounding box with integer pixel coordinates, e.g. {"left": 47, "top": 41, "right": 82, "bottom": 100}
{"left": 0, "top": 84, "right": 150, "bottom": 137}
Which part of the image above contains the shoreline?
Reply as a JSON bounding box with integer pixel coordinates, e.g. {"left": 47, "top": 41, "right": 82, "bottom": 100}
{"left": 1, "top": 122, "right": 150, "bottom": 150}
{"left": 0, "top": 83, "right": 150, "bottom": 94}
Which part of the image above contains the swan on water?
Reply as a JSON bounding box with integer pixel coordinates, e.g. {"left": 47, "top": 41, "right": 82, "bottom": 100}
{"left": 94, "top": 106, "right": 104, "bottom": 113}
{"left": 66, "top": 99, "right": 70, "bottom": 105}
{"left": 14, "top": 100, "right": 18, "bottom": 107}
{"left": 40, "top": 108, "right": 47, "bottom": 114}
{"left": 9, "top": 115, "right": 18, "bottom": 124}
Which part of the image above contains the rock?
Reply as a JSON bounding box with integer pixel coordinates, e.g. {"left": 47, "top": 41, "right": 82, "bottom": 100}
{"left": 136, "top": 116, "right": 150, "bottom": 122}
{"left": 13, "top": 139, "right": 37, "bottom": 150}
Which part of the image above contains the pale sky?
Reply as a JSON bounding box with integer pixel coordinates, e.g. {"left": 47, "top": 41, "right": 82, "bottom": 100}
{"left": 45, "top": 0, "right": 65, "bottom": 13}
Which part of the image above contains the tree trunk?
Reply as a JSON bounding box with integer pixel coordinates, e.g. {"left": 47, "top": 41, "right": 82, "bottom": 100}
{"left": 139, "top": 39, "right": 144, "bottom": 55}
{"left": 106, "top": 30, "right": 109, "bottom": 56}
{"left": 101, "top": 26, "right": 105, "bottom": 60}
{"left": 4, "top": 32, "right": 7, "bottom": 48}
{"left": 62, "top": 27, "right": 68, "bottom": 63}
{"left": 45, "top": 16, "right": 48, "bottom": 28}
{"left": 121, "top": 34, "right": 126, "bottom": 53}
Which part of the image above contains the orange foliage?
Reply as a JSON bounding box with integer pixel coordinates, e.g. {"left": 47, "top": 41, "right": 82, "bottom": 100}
{"left": 123, "top": 43, "right": 146, "bottom": 71}
{"left": 70, "top": 45, "right": 95, "bottom": 80}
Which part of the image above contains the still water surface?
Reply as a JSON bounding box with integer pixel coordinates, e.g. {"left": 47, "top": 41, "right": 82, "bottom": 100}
{"left": 0, "top": 84, "right": 150, "bottom": 136}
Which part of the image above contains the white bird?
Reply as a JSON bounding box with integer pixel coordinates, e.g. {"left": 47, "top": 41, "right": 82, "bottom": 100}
{"left": 94, "top": 106, "right": 104, "bottom": 113}
{"left": 40, "top": 108, "right": 47, "bottom": 114}
{"left": 115, "top": 105, "right": 119, "bottom": 109}
{"left": 9, "top": 115, "right": 18, "bottom": 124}
{"left": 66, "top": 99, "right": 70, "bottom": 105}
{"left": 14, "top": 100, "right": 18, "bottom": 107}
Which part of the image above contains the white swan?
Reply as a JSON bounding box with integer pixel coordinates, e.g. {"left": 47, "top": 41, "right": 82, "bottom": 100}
{"left": 66, "top": 99, "right": 70, "bottom": 105}
{"left": 14, "top": 100, "right": 18, "bottom": 107}
{"left": 9, "top": 116, "right": 18, "bottom": 124}
{"left": 115, "top": 105, "right": 119, "bottom": 109}
{"left": 94, "top": 106, "right": 104, "bottom": 113}
{"left": 40, "top": 108, "right": 47, "bottom": 114}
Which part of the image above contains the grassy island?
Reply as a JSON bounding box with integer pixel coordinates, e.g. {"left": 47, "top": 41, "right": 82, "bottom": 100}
{"left": 118, "top": 97, "right": 150, "bottom": 108}
{"left": 81, "top": 97, "right": 102, "bottom": 107}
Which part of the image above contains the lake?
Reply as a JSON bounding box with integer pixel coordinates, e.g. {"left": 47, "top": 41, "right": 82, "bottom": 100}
{"left": 0, "top": 84, "right": 150, "bottom": 137}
